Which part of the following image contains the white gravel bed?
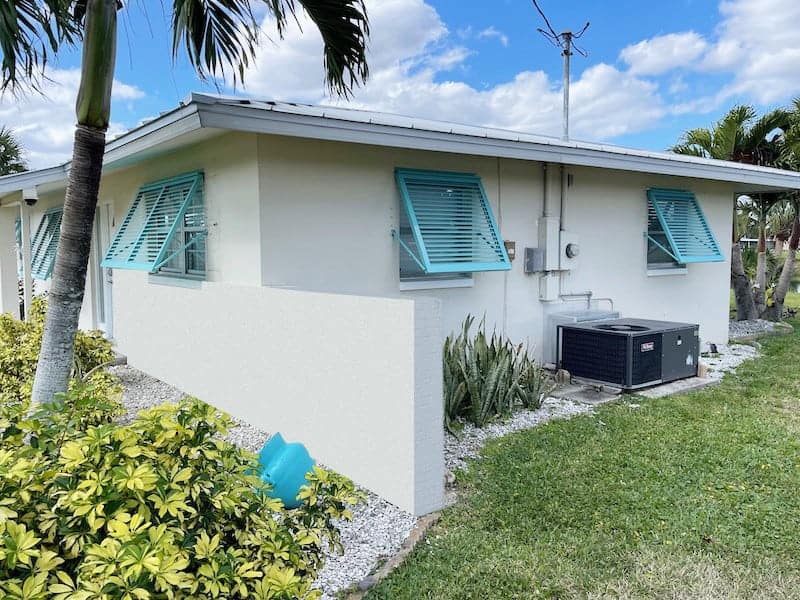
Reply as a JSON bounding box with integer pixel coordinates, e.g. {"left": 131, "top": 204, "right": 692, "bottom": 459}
{"left": 701, "top": 342, "right": 759, "bottom": 381}
{"left": 444, "top": 397, "right": 593, "bottom": 474}
{"left": 109, "top": 365, "right": 269, "bottom": 451}
{"left": 729, "top": 319, "right": 778, "bottom": 339}
{"left": 314, "top": 496, "right": 415, "bottom": 599}
{"left": 110, "top": 365, "right": 414, "bottom": 600}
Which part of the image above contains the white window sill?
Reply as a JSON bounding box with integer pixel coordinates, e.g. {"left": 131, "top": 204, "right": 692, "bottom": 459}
{"left": 647, "top": 267, "right": 688, "bottom": 277}
{"left": 148, "top": 274, "right": 204, "bottom": 289}
{"left": 399, "top": 277, "right": 474, "bottom": 291}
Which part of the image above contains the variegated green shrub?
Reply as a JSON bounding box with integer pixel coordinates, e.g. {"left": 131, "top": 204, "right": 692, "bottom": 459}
{"left": 0, "top": 393, "right": 361, "bottom": 599}
{"left": 0, "top": 297, "right": 119, "bottom": 425}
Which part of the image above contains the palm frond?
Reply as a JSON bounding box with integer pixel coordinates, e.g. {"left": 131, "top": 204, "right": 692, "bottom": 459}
{"left": 670, "top": 142, "right": 707, "bottom": 158}
{"left": 0, "top": 0, "right": 80, "bottom": 91}
{"left": 172, "top": 0, "right": 369, "bottom": 96}
{"left": 767, "top": 198, "right": 796, "bottom": 240}
{"left": 0, "top": 126, "right": 26, "bottom": 174}
{"left": 714, "top": 104, "right": 755, "bottom": 159}
{"left": 672, "top": 128, "right": 713, "bottom": 158}
{"left": 742, "top": 108, "right": 791, "bottom": 150}
{"left": 295, "top": 0, "right": 369, "bottom": 97}
{"left": 172, "top": 0, "right": 259, "bottom": 86}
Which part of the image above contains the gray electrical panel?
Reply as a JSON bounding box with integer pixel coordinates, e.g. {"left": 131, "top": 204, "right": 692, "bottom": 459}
{"left": 524, "top": 247, "right": 545, "bottom": 273}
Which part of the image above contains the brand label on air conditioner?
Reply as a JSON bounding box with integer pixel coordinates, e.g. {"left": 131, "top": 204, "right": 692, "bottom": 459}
{"left": 640, "top": 342, "right": 655, "bottom": 352}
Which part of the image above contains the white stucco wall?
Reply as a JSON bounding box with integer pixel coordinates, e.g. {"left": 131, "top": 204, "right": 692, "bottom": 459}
{"left": 6, "top": 130, "right": 735, "bottom": 516}
{"left": 113, "top": 272, "right": 444, "bottom": 516}
{"left": 257, "top": 135, "right": 734, "bottom": 350}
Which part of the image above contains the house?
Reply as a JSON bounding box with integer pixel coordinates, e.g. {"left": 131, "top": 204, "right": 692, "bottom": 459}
{"left": 1, "top": 94, "right": 799, "bottom": 516}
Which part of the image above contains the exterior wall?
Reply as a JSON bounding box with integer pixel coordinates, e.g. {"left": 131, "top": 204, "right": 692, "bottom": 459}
{"left": 0, "top": 129, "right": 735, "bottom": 516}
{"left": 94, "top": 132, "right": 443, "bottom": 514}
{"left": 257, "top": 135, "right": 734, "bottom": 350}
{"left": 113, "top": 272, "right": 444, "bottom": 516}
{"left": 563, "top": 168, "right": 732, "bottom": 345}
{"left": 0, "top": 206, "right": 19, "bottom": 317}
{"left": 99, "top": 132, "right": 262, "bottom": 286}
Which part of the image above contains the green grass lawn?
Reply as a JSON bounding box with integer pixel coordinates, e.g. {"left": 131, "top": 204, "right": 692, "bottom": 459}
{"left": 367, "top": 326, "right": 800, "bottom": 599}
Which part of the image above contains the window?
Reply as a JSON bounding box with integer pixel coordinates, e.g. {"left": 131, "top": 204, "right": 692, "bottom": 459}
{"left": 394, "top": 168, "right": 510, "bottom": 282}
{"left": 102, "top": 171, "right": 207, "bottom": 279}
{"left": 30, "top": 208, "right": 63, "bottom": 280}
{"left": 646, "top": 188, "right": 723, "bottom": 270}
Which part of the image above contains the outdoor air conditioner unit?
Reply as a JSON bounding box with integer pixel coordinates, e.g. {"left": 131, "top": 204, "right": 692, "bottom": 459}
{"left": 557, "top": 318, "right": 699, "bottom": 390}
{"left": 545, "top": 309, "right": 619, "bottom": 367}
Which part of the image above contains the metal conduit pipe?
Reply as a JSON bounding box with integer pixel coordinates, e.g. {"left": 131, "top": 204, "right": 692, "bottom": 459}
{"left": 559, "top": 291, "right": 593, "bottom": 310}
{"left": 559, "top": 164, "right": 568, "bottom": 229}
{"left": 543, "top": 162, "right": 556, "bottom": 217}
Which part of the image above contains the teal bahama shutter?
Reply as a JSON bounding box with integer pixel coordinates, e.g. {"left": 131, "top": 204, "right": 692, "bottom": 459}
{"left": 102, "top": 171, "right": 207, "bottom": 272}
{"left": 646, "top": 188, "right": 724, "bottom": 264}
{"left": 394, "top": 168, "right": 510, "bottom": 274}
{"left": 30, "top": 208, "right": 63, "bottom": 280}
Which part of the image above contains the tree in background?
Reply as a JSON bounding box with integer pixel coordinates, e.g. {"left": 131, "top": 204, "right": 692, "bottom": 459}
{"left": 672, "top": 105, "right": 791, "bottom": 320}
{"left": 764, "top": 98, "right": 800, "bottom": 320}
{"left": 0, "top": 0, "right": 370, "bottom": 404}
{"left": 0, "top": 127, "right": 26, "bottom": 175}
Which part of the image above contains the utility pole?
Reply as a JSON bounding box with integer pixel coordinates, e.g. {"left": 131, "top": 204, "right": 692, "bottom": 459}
{"left": 532, "top": 1, "right": 589, "bottom": 142}
{"left": 561, "top": 31, "right": 572, "bottom": 141}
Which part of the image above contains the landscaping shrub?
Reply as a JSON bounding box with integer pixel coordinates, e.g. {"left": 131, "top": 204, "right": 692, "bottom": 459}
{"left": 0, "top": 391, "right": 361, "bottom": 599}
{"left": 0, "top": 297, "right": 119, "bottom": 424}
{"left": 443, "top": 316, "right": 552, "bottom": 431}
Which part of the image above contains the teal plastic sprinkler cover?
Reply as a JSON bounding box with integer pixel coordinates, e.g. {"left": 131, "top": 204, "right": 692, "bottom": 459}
{"left": 257, "top": 433, "right": 315, "bottom": 509}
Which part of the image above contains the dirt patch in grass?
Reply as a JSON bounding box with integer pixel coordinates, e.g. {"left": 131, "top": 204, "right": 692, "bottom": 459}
{"left": 593, "top": 549, "right": 800, "bottom": 599}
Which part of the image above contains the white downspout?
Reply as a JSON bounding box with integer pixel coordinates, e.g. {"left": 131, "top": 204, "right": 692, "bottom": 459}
{"left": 20, "top": 190, "right": 35, "bottom": 319}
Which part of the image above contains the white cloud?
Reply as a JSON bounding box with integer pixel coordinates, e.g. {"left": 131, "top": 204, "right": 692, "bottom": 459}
{"left": 620, "top": 0, "right": 800, "bottom": 110}
{"left": 478, "top": 27, "right": 509, "bottom": 47}
{"left": 619, "top": 32, "right": 708, "bottom": 76}
{"left": 701, "top": 0, "right": 800, "bottom": 104}
{"left": 241, "top": 0, "right": 665, "bottom": 141}
{"left": 0, "top": 69, "right": 144, "bottom": 169}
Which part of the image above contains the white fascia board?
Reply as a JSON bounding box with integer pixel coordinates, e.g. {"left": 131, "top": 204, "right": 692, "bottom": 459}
{"left": 0, "top": 104, "right": 203, "bottom": 197}
{"left": 103, "top": 104, "right": 202, "bottom": 165}
{"left": 0, "top": 165, "right": 69, "bottom": 196}
{"left": 197, "top": 102, "right": 800, "bottom": 192}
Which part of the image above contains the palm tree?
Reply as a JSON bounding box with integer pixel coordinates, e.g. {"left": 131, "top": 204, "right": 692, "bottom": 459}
{"left": 672, "top": 105, "right": 791, "bottom": 320}
{"left": 1, "top": 0, "right": 369, "bottom": 404}
{"left": 0, "top": 127, "right": 26, "bottom": 175}
{"left": 766, "top": 198, "right": 795, "bottom": 254}
{"left": 763, "top": 100, "right": 800, "bottom": 320}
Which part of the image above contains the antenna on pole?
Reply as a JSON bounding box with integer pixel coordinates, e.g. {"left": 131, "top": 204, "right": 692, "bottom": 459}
{"left": 532, "top": 0, "right": 590, "bottom": 141}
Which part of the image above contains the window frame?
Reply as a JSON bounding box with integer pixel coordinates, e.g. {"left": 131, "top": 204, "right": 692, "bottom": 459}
{"left": 646, "top": 188, "right": 724, "bottom": 267}
{"left": 394, "top": 168, "right": 510, "bottom": 285}
{"left": 102, "top": 171, "right": 207, "bottom": 280}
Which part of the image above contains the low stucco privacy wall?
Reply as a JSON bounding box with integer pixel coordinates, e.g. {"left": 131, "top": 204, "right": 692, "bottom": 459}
{"left": 113, "top": 271, "right": 444, "bottom": 516}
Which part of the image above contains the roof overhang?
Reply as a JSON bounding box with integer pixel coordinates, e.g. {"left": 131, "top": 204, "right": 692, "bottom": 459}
{"left": 0, "top": 103, "right": 205, "bottom": 200}
{"left": 196, "top": 99, "right": 800, "bottom": 194}
{"left": 2, "top": 93, "right": 799, "bottom": 200}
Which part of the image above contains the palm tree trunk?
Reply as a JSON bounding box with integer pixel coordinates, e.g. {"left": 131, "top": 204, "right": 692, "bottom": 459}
{"left": 754, "top": 197, "right": 768, "bottom": 314}
{"left": 731, "top": 241, "right": 758, "bottom": 321}
{"left": 730, "top": 201, "right": 757, "bottom": 321}
{"left": 31, "top": 0, "right": 116, "bottom": 403}
{"left": 764, "top": 202, "right": 799, "bottom": 321}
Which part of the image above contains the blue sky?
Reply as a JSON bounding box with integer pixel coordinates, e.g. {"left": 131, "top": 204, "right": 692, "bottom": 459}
{"left": 2, "top": 0, "right": 799, "bottom": 168}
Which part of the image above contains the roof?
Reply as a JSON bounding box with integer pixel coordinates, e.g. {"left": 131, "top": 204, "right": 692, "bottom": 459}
{"left": 2, "top": 92, "right": 799, "bottom": 197}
